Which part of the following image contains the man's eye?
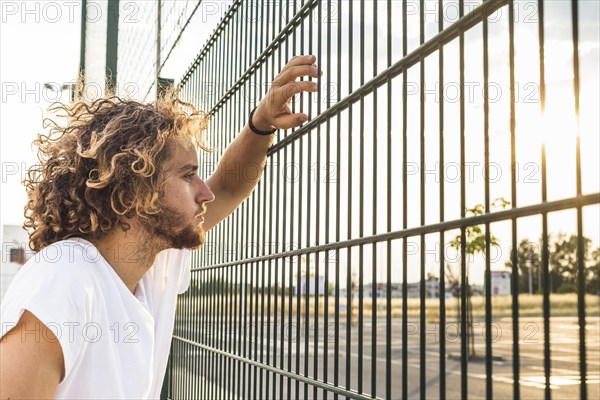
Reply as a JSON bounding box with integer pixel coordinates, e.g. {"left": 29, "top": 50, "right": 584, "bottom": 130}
{"left": 184, "top": 173, "right": 195, "bottom": 180}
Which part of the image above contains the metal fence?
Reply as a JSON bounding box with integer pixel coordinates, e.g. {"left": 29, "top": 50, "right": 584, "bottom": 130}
{"left": 162, "top": 0, "right": 599, "bottom": 398}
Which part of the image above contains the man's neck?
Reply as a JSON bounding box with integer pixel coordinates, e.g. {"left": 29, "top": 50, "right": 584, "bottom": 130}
{"left": 91, "top": 227, "right": 162, "bottom": 294}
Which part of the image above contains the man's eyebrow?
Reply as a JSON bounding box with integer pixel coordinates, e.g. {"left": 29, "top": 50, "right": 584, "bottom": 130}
{"left": 177, "top": 164, "right": 199, "bottom": 172}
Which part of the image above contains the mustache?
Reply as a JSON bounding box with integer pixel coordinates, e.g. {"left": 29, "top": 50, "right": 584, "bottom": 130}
{"left": 195, "top": 204, "right": 208, "bottom": 217}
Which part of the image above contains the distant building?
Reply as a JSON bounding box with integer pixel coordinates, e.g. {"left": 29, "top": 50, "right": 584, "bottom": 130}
{"left": 341, "top": 281, "right": 454, "bottom": 299}
{"left": 1, "top": 225, "right": 31, "bottom": 303}
{"left": 294, "top": 276, "right": 326, "bottom": 296}
{"left": 490, "top": 271, "right": 511, "bottom": 296}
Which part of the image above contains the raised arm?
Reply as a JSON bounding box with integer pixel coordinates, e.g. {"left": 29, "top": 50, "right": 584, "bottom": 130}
{"left": 202, "top": 55, "right": 321, "bottom": 231}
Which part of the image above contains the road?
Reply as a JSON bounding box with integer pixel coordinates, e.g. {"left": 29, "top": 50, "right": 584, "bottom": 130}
{"left": 169, "top": 316, "right": 600, "bottom": 399}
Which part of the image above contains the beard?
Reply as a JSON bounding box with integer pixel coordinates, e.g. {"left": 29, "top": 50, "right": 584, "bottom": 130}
{"left": 140, "top": 204, "right": 206, "bottom": 250}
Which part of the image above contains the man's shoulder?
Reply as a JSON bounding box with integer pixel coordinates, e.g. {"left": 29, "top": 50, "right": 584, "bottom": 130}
{"left": 20, "top": 238, "right": 100, "bottom": 281}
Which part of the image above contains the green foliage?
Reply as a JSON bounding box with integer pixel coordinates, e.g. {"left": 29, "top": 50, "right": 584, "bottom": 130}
{"left": 556, "top": 283, "right": 578, "bottom": 294}
{"left": 449, "top": 197, "right": 508, "bottom": 256}
{"left": 506, "top": 233, "right": 600, "bottom": 294}
{"left": 588, "top": 248, "right": 600, "bottom": 294}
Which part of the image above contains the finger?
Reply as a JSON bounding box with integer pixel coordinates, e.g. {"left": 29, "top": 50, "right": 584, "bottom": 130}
{"left": 277, "top": 54, "right": 317, "bottom": 77}
{"left": 273, "top": 113, "right": 309, "bottom": 130}
{"left": 268, "top": 81, "right": 318, "bottom": 106}
{"left": 274, "top": 65, "right": 321, "bottom": 86}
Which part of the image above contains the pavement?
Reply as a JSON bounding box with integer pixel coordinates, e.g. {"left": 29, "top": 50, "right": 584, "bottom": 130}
{"left": 169, "top": 315, "right": 599, "bottom": 399}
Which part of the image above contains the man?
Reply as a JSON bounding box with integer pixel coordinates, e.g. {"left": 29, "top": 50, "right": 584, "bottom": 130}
{"left": 0, "top": 55, "right": 321, "bottom": 398}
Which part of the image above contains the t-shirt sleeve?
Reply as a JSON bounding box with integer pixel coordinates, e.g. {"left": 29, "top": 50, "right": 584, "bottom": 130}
{"left": 176, "top": 250, "right": 192, "bottom": 294}
{"left": 0, "top": 245, "right": 92, "bottom": 381}
{"left": 152, "top": 248, "right": 192, "bottom": 295}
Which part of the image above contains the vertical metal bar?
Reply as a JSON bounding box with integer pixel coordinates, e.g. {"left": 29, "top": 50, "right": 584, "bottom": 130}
{"left": 189, "top": 55, "right": 198, "bottom": 399}
{"left": 264, "top": 0, "right": 269, "bottom": 52}
{"left": 166, "top": 343, "right": 173, "bottom": 399}
{"left": 323, "top": 0, "right": 331, "bottom": 396}
{"left": 200, "top": 230, "right": 207, "bottom": 398}
{"left": 508, "top": 1, "right": 520, "bottom": 398}
{"left": 371, "top": 0, "right": 378, "bottom": 397}
{"left": 226, "top": 13, "right": 232, "bottom": 94}
{"left": 156, "top": 0, "right": 161, "bottom": 91}
{"left": 346, "top": 1, "right": 354, "bottom": 395}
{"left": 228, "top": 107, "right": 235, "bottom": 395}
{"left": 483, "top": 13, "right": 493, "bottom": 400}
{"left": 224, "top": 94, "right": 231, "bottom": 400}
{"left": 306, "top": 4, "right": 315, "bottom": 398}
{"left": 293, "top": 15, "right": 301, "bottom": 393}
{"left": 401, "top": 1, "right": 408, "bottom": 398}
{"left": 254, "top": 198, "right": 260, "bottom": 400}
{"left": 217, "top": 237, "right": 222, "bottom": 399}
{"left": 314, "top": 1, "right": 324, "bottom": 397}
{"left": 216, "top": 101, "right": 222, "bottom": 400}
{"left": 105, "top": 0, "right": 119, "bottom": 91}
{"left": 249, "top": 69, "right": 257, "bottom": 400}
{"left": 287, "top": 7, "right": 295, "bottom": 395}
{"left": 205, "top": 54, "right": 213, "bottom": 398}
{"left": 255, "top": 0, "right": 263, "bottom": 61}
{"left": 571, "top": 0, "right": 587, "bottom": 398}
{"left": 277, "top": 24, "right": 286, "bottom": 399}
{"left": 297, "top": 8, "right": 305, "bottom": 398}
{"left": 240, "top": 1, "right": 245, "bottom": 80}
{"left": 195, "top": 259, "right": 201, "bottom": 397}
{"left": 385, "top": 0, "right": 392, "bottom": 396}
{"left": 260, "top": 170, "right": 267, "bottom": 400}
{"left": 278, "top": 39, "right": 287, "bottom": 400}
{"left": 358, "top": 0, "right": 365, "bottom": 395}
{"left": 229, "top": 142, "right": 238, "bottom": 399}
{"left": 217, "top": 23, "right": 223, "bottom": 113}
{"left": 211, "top": 267, "right": 217, "bottom": 399}
{"left": 459, "top": 0, "right": 468, "bottom": 393}
{"left": 357, "top": 112, "right": 365, "bottom": 382}
{"left": 437, "top": 1, "right": 446, "bottom": 398}
{"left": 79, "top": 0, "right": 87, "bottom": 78}
{"left": 537, "top": 0, "right": 551, "bottom": 397}
{"left": 268, "top": 42, "right": 276, "bottom": 400}
{"left": 418, "top": 1, "right": 426, "bottom": 397}
{"left": 218, "top": 265, "right": 224, "bottom": 399}
{"left": 274, "top": 25, "right": 281, "bottom": 399}
{"left": 257, "top": 64, "right": 266, "bottom": 400}
{"left": 182, "top": 268, "right": 190, "bottom": 400}
{"left": 243, "top": 206, "right": 249, "bottom": 400}
{"left": 334, "top": 1, "right": 342, "bottom": 398}
{"left": 239, "top": 216, "right": 250, "bottom": 398}
{"left": 208, "top": 268, "right": 216, "bottom": 399}
{"left": 223, "top": 152, "right": 230, "bottom": 400}
{"left": 236, "top": 90, "right": 244, "bottom": 400}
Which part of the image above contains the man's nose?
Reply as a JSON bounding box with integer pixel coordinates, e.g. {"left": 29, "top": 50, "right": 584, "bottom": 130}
{"left": 197, "top": 179, "right": 215, "bottom": 203}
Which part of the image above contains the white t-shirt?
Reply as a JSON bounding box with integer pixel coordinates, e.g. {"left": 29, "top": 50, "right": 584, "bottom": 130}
{"left": 0, "top": 238, "right": 191, "bottom": 399}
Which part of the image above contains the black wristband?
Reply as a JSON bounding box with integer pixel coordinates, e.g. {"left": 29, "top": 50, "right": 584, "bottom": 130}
{"left": 248, "top": 107, "right": 277, "bottom": 136}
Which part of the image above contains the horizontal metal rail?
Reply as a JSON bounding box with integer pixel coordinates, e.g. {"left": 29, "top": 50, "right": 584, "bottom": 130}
{"left": 192, "top": 192, "right": 600, "bottom": 272}
{"left": 172, "top": 334, "right": 377, "bottom": 400}
{"left": 268, "top": 0, "right": 508, "bottom": 154}
{"left": 160, "top": 0, "right": 597, "bottom": 399}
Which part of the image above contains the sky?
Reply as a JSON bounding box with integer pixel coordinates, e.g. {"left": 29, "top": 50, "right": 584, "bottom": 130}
{"left": 1, "top": 1, "right": 82, "bottom": 228}
{"left": 0, "top": 0, "right": 598, "bottom": 286}
{"left": 187, "top": 0, "right": 600, "bottom": 286}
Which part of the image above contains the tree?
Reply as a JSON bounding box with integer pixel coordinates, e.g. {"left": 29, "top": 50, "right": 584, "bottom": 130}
{"left": 504, "top": 239, "right": 541, "bottom": 294}
{"left": 448, "top": 197, "right": 508, "bottom": 358}
{"left": 587, "top": 248, "right": 600, "bottom": 294}
{"left": 506, "top": 233, "right": 599, "bottom": 294}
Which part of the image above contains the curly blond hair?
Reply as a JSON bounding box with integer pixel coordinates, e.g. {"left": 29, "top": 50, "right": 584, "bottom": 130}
{"left": 24, "top": 92, "right": 210, "bottom": 251}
